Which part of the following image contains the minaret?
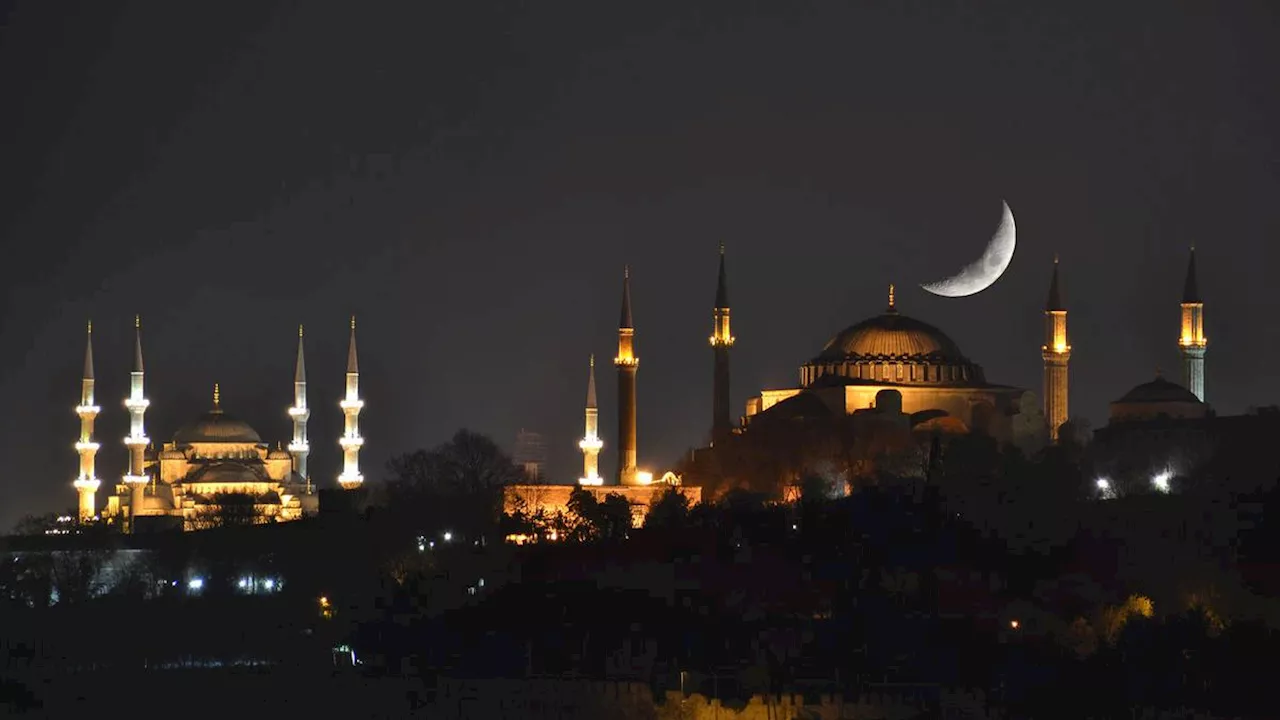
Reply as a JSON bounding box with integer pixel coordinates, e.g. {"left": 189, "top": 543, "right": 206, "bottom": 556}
{"left": 1041, "top": 256, "right": 1071, "bottom": 442}
{"left": 615, "top": 267, "right": 639, "bottom": 485}
{"left": 74, "top": 321, "right": 101, "bottom": 522}
{"left": 710, "top": 243, "right": 734, "bottom": 443}
{"left": 578, "top": 355, "right": 603, "bottom": 485}
{"left": 288, "top": 325, "right": 311, "bottom": 490}
{"left": 1179, "top": 247, "right": 1206, "bottom": 401}
{"left": 337, "top": 316, "right": 365, "bottom": 490}
{"left": 123, "top": 316, "right": 150, "bottom": 527}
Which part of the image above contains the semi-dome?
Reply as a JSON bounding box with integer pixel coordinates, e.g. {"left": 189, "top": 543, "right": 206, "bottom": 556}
{"left": 801, "top": 289, "right": 986, "bottom": 387}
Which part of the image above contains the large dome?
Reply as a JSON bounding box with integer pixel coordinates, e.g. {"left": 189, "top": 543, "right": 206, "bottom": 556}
{"left": 173, "top": 410, "right": 263, "bottom": 444}
{"left": 814, "top": 312, "right": 967, "bottom": 362}
{"left": 801, "top": 296, "right": 986, "bottom": 387}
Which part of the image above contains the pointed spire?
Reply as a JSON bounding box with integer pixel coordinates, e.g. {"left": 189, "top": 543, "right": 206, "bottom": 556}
{"left": 294, "top": 325, "right": 307, "bottom": 383}
{"left": 586, "top": 354, "right": 598, "bottom": 409}
{"left": 887, "top": 284, "right": 897, "bottom": 313}
{"left": 83, "top": 320, "right": 95, "bottom": 379}
{"left": 619, "top": 266, "right": 634, "bottom": 329}
{"left": 715, "top": 243, "right": 729, "bottom": 308}
{"left": 1182, "top": 246, "right": 1201, "bottom": 303}
{"left": 1046, "top": 255, "right": 1065, "bottom": 311}
{"left": 346, "top": 316, "right": 359, "bottom": 374}
{"left": 132, "top": 315, "right": 145, "bottom": 373}
{"left": 212, "top": 383, "right": 221, "bottom": 411}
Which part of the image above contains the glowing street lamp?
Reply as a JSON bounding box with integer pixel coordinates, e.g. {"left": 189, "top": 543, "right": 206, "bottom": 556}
{"left": 1151, "top": 471, "right": 1172, "bottom": 494}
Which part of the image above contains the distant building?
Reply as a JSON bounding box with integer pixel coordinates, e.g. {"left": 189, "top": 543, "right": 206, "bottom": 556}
{"left": 69, "top": 318, "right": 367, "bottom": 533}
{"left": 513, "top": 429, "right": 548, "bottom": 482}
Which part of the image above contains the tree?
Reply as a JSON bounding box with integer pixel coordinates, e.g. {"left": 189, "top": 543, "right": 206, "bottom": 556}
{"left": 188, "top": 492, "right": 270, "bottom": 530}
{"left": 386, "top": 429, "right": 528, "bottom": 540}
{"left": 644, "top": 486, "right": 691, "bottom": 530}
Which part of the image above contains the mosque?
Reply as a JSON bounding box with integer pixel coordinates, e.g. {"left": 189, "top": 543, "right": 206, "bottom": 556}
{"left": 507, "top": 243, "right": 1215, "bottom": 525}
{"left": 67, "top": 237, "right": 1217, "bottom": 532}
{"left": 70, "top": 318, "right": 367, "bottom": 532}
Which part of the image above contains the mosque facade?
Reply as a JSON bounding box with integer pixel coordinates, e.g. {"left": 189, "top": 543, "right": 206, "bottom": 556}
{"left": 71, "top": 319, "right": 366, "bottom": 532}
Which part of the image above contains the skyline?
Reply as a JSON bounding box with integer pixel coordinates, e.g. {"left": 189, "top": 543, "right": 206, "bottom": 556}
{"left": 2, "top": 1, "right": 1278, "bottom": 527}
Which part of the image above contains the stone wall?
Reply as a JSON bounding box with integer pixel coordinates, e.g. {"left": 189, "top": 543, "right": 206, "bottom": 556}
{"left": 504, "top": 484, "right": 702, "bottom": 528}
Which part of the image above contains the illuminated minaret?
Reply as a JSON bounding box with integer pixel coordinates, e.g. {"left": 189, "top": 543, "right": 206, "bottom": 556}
{"left": 73, "top": 321, "right": 101, "bottom": 522}
{"left": 123, "top": 316, "right": 150, "bottom": 526}
{"left": 709, "top": 243, "right": 734, "bottom": 442}
{"left": 1179, "top": 247, "right": 1206, "bottom": 402}
{"left": 615, "top": 267, "right": 639, "bottom": 485}
{"left": 578, "top": 355, "right": 603, "bottom": 485}
{"left": 1041, "top": 256, "right": 1071, "bottom": 442}
{"left": 337, "top": 316, "right": 365, "bottom": 490}
{"left": 288, "top": 325, "right": 311, "bottom": 489}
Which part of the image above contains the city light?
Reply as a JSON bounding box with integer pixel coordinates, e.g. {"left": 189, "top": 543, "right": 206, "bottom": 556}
{"left": 1095, "top": 478, "right": 1116, "bottom": 499}
{"left": 1010, "top": 619, "right": 1020, "bottom": 629}
{"left": 264, "top": 578, "right": 276, "bottom": 590}
{"left": 238, "top": 578, "right": 249, "bottom": 589}
{"left": 1152, "top": 470, "right": 1172, "bottom": 493}
{"left": 188, "top": 577, "right": 204, "bottom": 591}
{"left": 636, "top": 471, "right": 654, "bottom": 485}
{"left": 443, "top": 531, "right": 453, "bottom": 542}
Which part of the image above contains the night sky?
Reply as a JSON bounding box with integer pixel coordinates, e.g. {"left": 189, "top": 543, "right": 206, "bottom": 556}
{"left": 1, "top": 1, "right": 1277, "bottom": 528}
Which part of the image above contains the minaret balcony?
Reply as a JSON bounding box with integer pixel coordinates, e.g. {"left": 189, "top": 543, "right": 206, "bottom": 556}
{"left": 614, "top": 356, "right": 638, "bottom": 367}
{"left": 709, "top": 335, "right": 735, "bottom": 347}
{"left": 340, "top": 399, "right": 364, "bottom": 410}
{"left": 578, "top": 476, "right": 604, "bottom": 486}
{"left": 288, "top": 406, "right": 310, "bottom": 417}
{"left": 73, "top": 477, "right": 101, "bottom": 491}
{"left": 340, "top": 436, "right": 365, "bottom": 448}
{"left": 288, "top": 441, "right": 310, "bottom": 453}
{"left": 124, "top": 435, "right": 150, "bottom": 447}
{"left": 75, "top": 441, "right": 100, "bottom": 452}
{"left": 125, "top": 397, "right": 150, "bottom": 411}
{"left": 123, "top": 474, "right": 148, "bottom": 485}
{"left": 75, "top": 405, "right": 101, "bottom": 415}
{"left": 579, "top": 437, "right": 603, "bottom": 452}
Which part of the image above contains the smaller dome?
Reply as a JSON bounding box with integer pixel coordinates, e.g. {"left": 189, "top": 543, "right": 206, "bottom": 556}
{"left": 1114, "top": 376, "right": 1201, "bottom": 405}
{"left": 267, "top": 448, "right": 292, "bottom": 460}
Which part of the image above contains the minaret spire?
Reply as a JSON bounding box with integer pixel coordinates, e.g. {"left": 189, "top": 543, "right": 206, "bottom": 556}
{"left": 74, "top": 321, "right": 101, "bottom": 522}
{"left": 615, "top": 267, "right": 640, "bottom": 485}
{"left": 710, "top": 243, "right": 735, "bottom": 442}
{"left": 887, "top": 283, "right": 897, "bottom": 313}
{"left": 1179, "top": 247, "right": 1207, "bottom": 401}
{"left": 578, "top": 354, "right": 604, "bottom": 485}
{"left": 338, "top": 316, "right": 365, "bottom": 490}
{"left": 123, "top": 315, "right": 151, "bottom": 530}
{"left": 1041, "top": 257, "right": 1071, "bottom": 442}
{"left": 288, "top": 324, "right": 311, "bottom": 489}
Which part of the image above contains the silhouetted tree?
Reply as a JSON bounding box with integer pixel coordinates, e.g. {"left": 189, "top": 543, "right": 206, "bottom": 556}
{"left": 385, "top": 429, "right": 527, "bottom": 541}
{"left": 644, "top": 485, "right": 691, "bottom": 530}
{"left": 188, "top": 492, "right": 270, "bottom": 530}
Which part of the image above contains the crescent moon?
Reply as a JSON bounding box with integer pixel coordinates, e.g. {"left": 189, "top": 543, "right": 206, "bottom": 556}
{"left": 920, "top": 200, "right": 1016, "bottom": 297}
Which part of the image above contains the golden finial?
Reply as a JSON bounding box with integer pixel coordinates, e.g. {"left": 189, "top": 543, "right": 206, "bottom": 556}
{"left": 87, "top": 320, "right": 92, "bottom": 335}
{"left": 719, "top": 241, "right": 725, "bottom": 256}
{"left": 888, "top": 283, "right": 896, "bottom": 310}
{"left": 1053, "top": 253, "right": 1059, "bottom": 265}
{"left": 624, "top": 265, "right": 630, "bottom": 279}
{"left": 350, "top": 315, "right": 356, "bottom": 331}
{"left": 213, "top": 383, "right": 221, "bottom": 408}
{"left": 135, "top": 314, "right": 141, "bottom": 329}
{"left": 298, "top": 324, "right": 304, "bottom": 338}
{"left": 589, "top": 353, "right": 595, "bottom": 368}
